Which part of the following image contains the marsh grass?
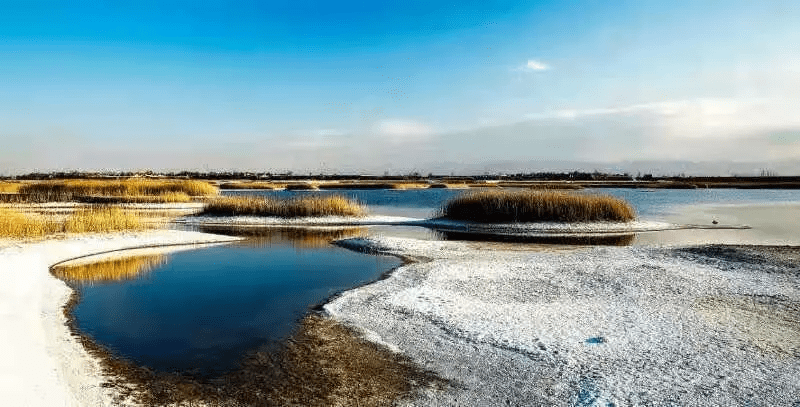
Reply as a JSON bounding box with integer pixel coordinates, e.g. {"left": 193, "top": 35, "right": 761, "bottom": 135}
{"left": 78, "top": 192, "right": 192, "bottom": 204}
{"left": 64, "top": 207, "right": 144, "bottom": 233}
{"left": 201, "top": 195, "right": 366, "bottom": 218}
{"left": 219, "top": 181, "right": 286, "bottom": 190}
{"left": 439, "top": 189, "right": 636, "bottom": 223}
{"left": 52, "top": 254, "right": 167, "bottom": 283}
{"left": 18, "top": 179, "right": 218, "bottom": 202}
{"left": 0, "top": 208, "right": 61, "bottom": 238}
{"left": 0, "top": 206, "right": 147, "bottom": 238}
{"left": 0, "top": 182, "right": 21, "bottom": 193}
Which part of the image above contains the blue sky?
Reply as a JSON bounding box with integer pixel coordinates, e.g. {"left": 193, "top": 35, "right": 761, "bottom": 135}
{"left": 2, "top": 1, "right": 800, "bottom": 174}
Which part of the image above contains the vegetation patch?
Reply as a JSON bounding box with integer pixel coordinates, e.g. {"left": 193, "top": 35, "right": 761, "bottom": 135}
{"left": 218, "top": 181, "right": 286, "bottom": 190}
{"left": 0, "top": 206, "right": 147, "bottom": 238}
{"left": 0, "top": 181, "right": 22, "bottom": 193}
{"left": 439, "top": 190, "right": 636, "bottom": 223}
{"left": 200, "top": 195, "right": 366, "bottom": 218}
{"left": 0, "top": 208, "right": 61, "bottom": 238}
{"left": 18, "top": 179, "right": 218, "bottom": 202}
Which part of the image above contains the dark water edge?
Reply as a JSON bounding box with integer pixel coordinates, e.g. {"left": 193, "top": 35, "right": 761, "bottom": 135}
{"left": 55, "top": 229, "right": 403, "bottom": 381}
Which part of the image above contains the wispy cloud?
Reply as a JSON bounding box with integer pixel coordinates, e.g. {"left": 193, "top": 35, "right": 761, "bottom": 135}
{"left": 514, "top": 59, "right": 549, "bottom": 72}
{"left": 375, "top": 119, "right": 434, "bottom": 143}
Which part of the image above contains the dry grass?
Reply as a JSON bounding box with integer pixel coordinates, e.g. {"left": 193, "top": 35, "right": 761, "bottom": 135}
{"left": 391, "top": 182, "right": 431, "bottom": 190}
{"left": 201, "top": 195, "right": 366, "bottom": 218}
{"left": 0, "top": 208, "right": 61, "bottom": 238}
{"left": 52, "top": 255, "right": 167, "bottom": 283}
{"left": 0, "top": 181, "right": 22, "bottom": 193}
{"left": 439, "top": 189, "right": 636, "bottom": 223}
{"left": 18, "top": 179, "right": 218, "bottom": 202}
{"left": 64, "top": 207, "right": 144, "bottom": 233}
{"left": 0, "top": 206, "right": 147, "bottom": 238}
{"left": 218, "top": 181, "right": 286, "bottom": 190}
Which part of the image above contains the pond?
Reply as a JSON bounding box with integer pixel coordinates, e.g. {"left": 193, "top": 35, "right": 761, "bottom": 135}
{"left": 53, "top": 230, "right": 401, "bottom": 379}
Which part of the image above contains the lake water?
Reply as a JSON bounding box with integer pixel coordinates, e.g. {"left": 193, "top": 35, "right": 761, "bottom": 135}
{"left": 56, "top": 234, "right": 401, "bottom": 378}
{"left": 223, "top": 188, "right": 800, "bottom": 245}
{"left": 55, "top": 187, "right": 800, "bottom": 379}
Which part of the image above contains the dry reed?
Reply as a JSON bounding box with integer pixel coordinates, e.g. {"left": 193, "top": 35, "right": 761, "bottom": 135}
{"left": 201, "top": 195, "right": 366, "bottom": 218}
{"left": 439, "top": 189, "right": 636, "bottom": 223}
{"left": 64, "top": 207, "right": 144, "bottom": 233}
{"left": 0, "top": 182, "right": 21, "bottom": 193}
{"left": 18, "top": 179, "right": 218, "bottom": 202}
{"left": 52, "top": 255, "right": 167, "bottom": 283}
{"left": 218, "top": 182, "right": 286, "bottom": 190}
{"left": 0, "top": 208, "right": 61, "bottom": 238}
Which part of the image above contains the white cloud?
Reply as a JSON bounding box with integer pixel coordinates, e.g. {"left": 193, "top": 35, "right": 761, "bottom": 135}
{"left": 376, "top": 120, "right": 434, "bottom": 143}
{"left": 514, "top": 59, "right": 549, "bottom": 72}
{"left": 316, "top": 128, "right": 345, "bottom": 137}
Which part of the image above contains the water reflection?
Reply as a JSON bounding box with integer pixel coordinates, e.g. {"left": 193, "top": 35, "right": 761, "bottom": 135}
{"left": 53, "top": 254, "right": 167, "bottom": 283}
{"left": 197, "top": 225, "right": 368, "bottom": 248}
{"left": 434, "top": 231, "right": 636, "bottom": 246}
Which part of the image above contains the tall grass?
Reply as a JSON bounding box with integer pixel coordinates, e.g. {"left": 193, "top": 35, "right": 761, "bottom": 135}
{"left": 0, "top": 206, "right": 146, "bottom": 238}
{"left": 0, "top": 182, "right": 21, "bottom": 193}
{"left": 439, "top": 190, "right": 636, "bottom": 223}
{"left": 201, "top": 195, "right": 366, "bottom": 217}
{"left": 18, "top": 179, "right": 218, "bottom": 202}
{"left": 0, "top": 208, "right": 61, "bottom": 238}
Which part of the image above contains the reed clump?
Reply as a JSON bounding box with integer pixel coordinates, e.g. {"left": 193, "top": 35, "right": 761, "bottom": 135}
{"left": 218, "top": 182, "right": 286, "bottom": 190}
{"left": 201, "top": 195, "right": 366, "bottom": 218}
{"left": 0, "top": 208, "right": 61, "bottom": 238}
{"left": 64, "top": 207, "right": 144, "bottom": 233}
{"left": 439, "top": 190, "right": 636, "bottom": 223}
{"left": 18, "top": 179, "right": 218, "bottom": 202}
{"left": 0, "top": 182, "right": 22, "bottom": 193}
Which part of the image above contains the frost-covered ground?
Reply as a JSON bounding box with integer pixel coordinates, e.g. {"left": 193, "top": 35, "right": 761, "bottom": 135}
{"left": 327, "top": 237, "right": 800, "bottom": 406}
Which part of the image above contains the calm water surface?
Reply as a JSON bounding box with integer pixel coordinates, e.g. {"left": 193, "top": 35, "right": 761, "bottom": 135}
{"left": 63, "top": 236, "right": 401, "bottom": 378}
{"left": 61, "top": 188, "right": 800, "bottom": 378}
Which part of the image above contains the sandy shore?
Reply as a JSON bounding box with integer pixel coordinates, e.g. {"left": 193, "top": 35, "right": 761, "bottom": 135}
{"left": 326, "top": 237, "right": 800, "bottom": 406}
{"left": 0, "top": 231, "right": 240, "bottom": 407}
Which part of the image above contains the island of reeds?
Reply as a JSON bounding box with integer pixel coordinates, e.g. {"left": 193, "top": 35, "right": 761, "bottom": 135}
{"left": 199, "top": 195, "right": 366, "bottom": 218}
{"left": 438, "top": 190, "right": 636, "bottom": 223}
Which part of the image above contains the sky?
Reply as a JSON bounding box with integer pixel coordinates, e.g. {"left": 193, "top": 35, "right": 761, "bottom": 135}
{"left": 2, "top": 1, "right": 800, "bottom": 175}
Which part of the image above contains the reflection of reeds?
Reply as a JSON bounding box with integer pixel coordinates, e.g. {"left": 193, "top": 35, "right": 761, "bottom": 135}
{"left": 18, "top": 179, "right": 218, "bottom": 202}
{"left": 435, "top": 231, "right": 636, "bottom": 246}
{"left": 53, "top": 254, "right": 167, "bottom": 283}
{"left": 199, "top": 225, "right": 367, "bottom": 248}
{"left": 440, "top": 190, "right": 636, "bottom": 223}
{"left": 201, "top": 195, "right": 366, "bottom": 218}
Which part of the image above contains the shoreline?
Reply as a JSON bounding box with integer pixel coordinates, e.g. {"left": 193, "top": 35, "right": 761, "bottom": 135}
{"left": 0, "top": 230, "right": 241, "bottom": 406}
{"left": 2, "top": 216, "right": 797, "bottom": 405}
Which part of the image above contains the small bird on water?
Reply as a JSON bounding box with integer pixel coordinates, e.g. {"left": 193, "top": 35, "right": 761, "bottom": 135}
{"left": 712, "top": 219, "right": 718, "bottom": 225}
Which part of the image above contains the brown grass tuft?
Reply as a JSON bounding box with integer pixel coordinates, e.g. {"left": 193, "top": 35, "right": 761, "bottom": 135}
{"left": 52, "top": 255, "right": 167, "bottom": 283}
{"left": 18, "top": 179, "right": 218, "bottom": 202}
{"left": 439, "top": 189, "right": 636, "bottom": 223}
{"left": 0, "top": 208, "right": 61, "bottom": 238}
{"left": 64, "top": 207, "right": 144, "bottom": 233}
{"left": 201, "top": 195, "right": 366, "bottom": 218}
{"left": 0, "top": 182, "right": 22, "bottom": 193}
{"left": 219, "top": 181, "right": 286, "bottom": 190}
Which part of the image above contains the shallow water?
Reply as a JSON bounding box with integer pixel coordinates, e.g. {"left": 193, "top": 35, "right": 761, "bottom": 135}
{"left": 223, "top": 188, "right": 800, "bottom": 245}
{"left": 57, "top": 234, "right": 401, "bottom": 378}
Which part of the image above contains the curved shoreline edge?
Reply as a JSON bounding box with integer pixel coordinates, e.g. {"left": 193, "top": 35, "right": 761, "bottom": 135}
{"left": 0, "top": 231, "right": 241, "bottom": 407}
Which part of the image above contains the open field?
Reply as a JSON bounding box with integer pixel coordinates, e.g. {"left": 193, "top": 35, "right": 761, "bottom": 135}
{"left": 439, "top": 189, "right": 636, "bottom": 223}
{"left": 200, "top": 195, "right": 367, "bottom": 218}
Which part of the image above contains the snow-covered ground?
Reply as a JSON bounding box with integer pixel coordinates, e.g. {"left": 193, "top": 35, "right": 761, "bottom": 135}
{"left": 0, "top": 231, "right": 239, "bottom": 407}
{"left": 327, "top": 237, "right": 800, "bottom": 406}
